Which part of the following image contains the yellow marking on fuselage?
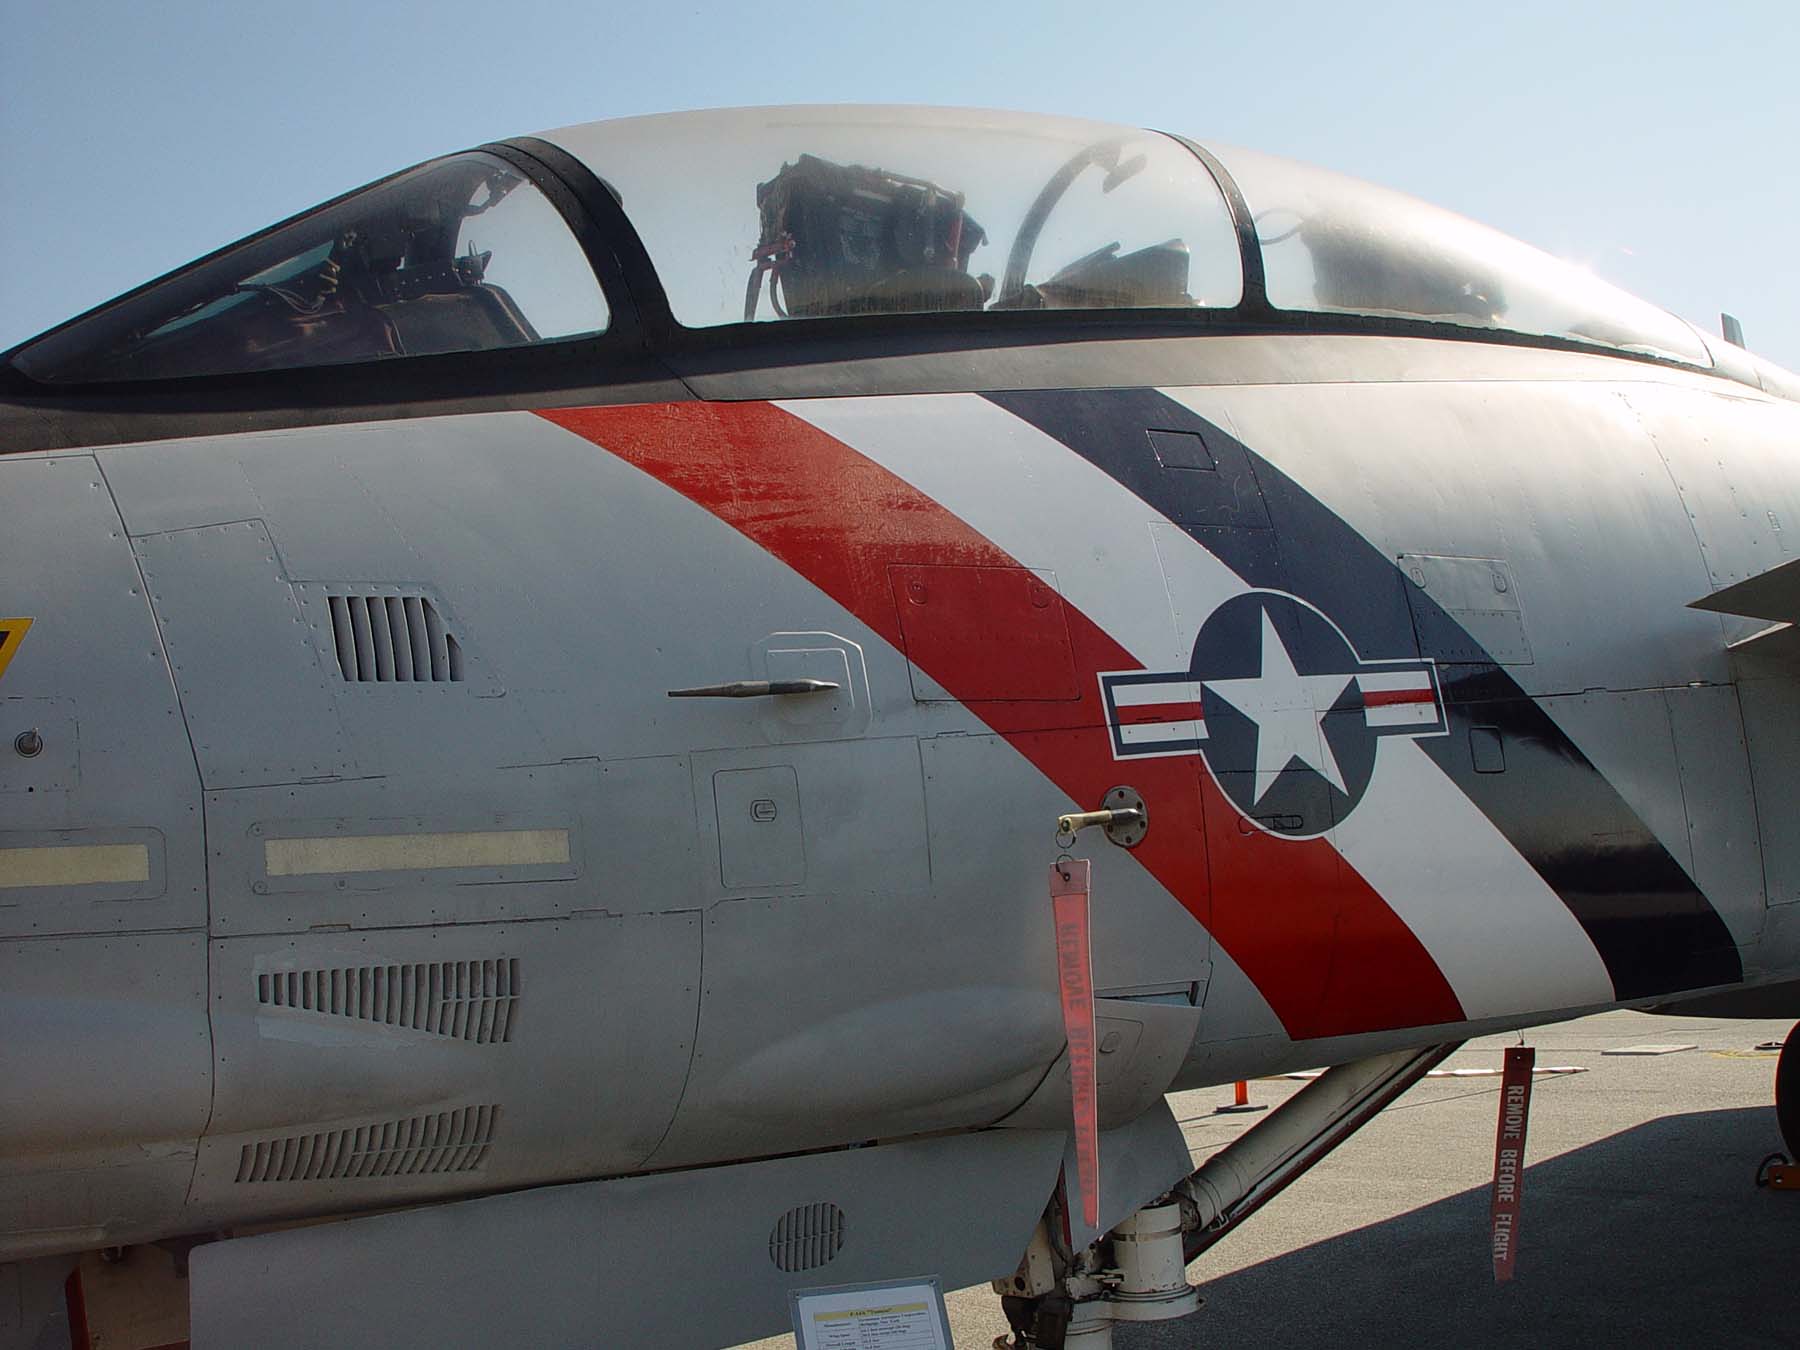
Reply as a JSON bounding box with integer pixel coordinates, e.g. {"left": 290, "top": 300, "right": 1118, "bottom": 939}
{"left": 0, "top": 842, "right": 151, "bottom": 888}
{"left": 0, "top": 617, "right": 33, "bottom": 685}
{"left": 263, "top": 828, "right": 571, "bottom": 877}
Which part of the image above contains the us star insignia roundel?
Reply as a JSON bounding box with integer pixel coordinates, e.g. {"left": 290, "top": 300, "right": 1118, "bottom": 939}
{"left": 1100, "top": 591, "right": 1447, "bottom": 838}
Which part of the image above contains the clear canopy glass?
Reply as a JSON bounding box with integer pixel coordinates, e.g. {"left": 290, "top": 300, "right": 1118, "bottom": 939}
{"left": 546, "top": 106, "right": 1246, "bottom": 328}
{"left": 11, "top": 109, "right": 1721, "bottom": 386}
{"left": 1206, "top": 143, "right": 1709, "bottom": 365}
{"left": 16, "top": 153, "right": 609, "bottom": 383}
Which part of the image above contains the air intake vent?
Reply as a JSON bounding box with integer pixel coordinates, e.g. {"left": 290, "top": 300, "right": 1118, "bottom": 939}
{"left": 769, "top": 1202, "right": 846, "bottom": 1272}
{"left": 257, "top": 959, "right": 520, "bottom": 1043}
{"left": 234, "top": 1104, "right": 501, "bottom": 1183}
{"left": 327, "top": 593, "right": 464, "bottom": 682}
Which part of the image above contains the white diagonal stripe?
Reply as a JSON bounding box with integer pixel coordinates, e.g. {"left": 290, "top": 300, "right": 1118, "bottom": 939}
{"left": 1110, "top": 679, "right": 1204, "bottom": 708}
{"left": 1367, "top": 702, "right": 1443, "bottom": 728}
{"left": 1119, "top": 720, "right": 1206, "bottom": 745}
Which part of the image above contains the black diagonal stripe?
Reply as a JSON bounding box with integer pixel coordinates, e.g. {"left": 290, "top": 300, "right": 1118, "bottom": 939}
{"left": 988, "top": 387, "right": 1742, "bottom": 999}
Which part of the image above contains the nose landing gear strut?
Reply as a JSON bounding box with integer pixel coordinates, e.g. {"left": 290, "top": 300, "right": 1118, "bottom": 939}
{"left": 994, "top": 1042, "right": 1460, "bottom": 1349}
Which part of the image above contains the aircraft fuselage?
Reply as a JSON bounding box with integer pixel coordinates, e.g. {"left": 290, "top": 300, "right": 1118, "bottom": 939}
{"left": 4, "top": 330, "right": 1796, "bottom": 1260}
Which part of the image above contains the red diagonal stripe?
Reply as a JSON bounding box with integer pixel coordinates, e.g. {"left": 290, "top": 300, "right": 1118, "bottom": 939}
{"left": 538, "top": 401, "right": 1464, "bottom": 1039}
{"left": 1363, "top": 687, "right": 1437, "bottom": 707}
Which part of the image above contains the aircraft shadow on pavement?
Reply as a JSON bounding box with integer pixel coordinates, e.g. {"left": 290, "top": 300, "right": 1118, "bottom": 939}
{"left": 1126, "top": 1107, "right": 1796, "bottom": 1350}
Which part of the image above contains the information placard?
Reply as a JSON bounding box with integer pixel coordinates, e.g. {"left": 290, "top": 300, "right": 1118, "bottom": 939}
{"left": 789, "top": 1276, "right": 953, "bottom": 1350}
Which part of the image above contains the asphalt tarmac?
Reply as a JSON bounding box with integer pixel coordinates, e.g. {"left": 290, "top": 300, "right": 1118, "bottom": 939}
{"left": 744, "top": 1010, "right": 1797, "bottom": 1349}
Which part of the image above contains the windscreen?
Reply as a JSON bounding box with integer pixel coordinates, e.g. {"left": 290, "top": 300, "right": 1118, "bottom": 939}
{"left": 546, "top": 107, "right": 1244, "bottom": 328}
{"left": 16, "top": 153, "right": 609, "bottom": 383}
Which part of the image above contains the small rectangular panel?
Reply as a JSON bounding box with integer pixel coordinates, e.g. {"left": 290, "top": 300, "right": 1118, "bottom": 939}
{"left": 265, "top": 828, "right": 571, "bottom": 878}
{"left": 0, "top": 829, "right": 166, "bottom": 908}
{"left": 1469, "top": 726, "right": 1506, "bottom": 774}
{"left": 1146, "top": 427, "right": 1217, "bottom": 472}
{"left": 98, "top": 439, "right": 266, "bottom": 536}
{"left": 1665, "top": 683, "right": 1765, "bottom": 945}
{"left": 1400, "top": 553, "right": 1533, "bottom": 665}
{"left": 1538, "top": 691, "right": 1692, "bottom": 878}
{"left": 753, "top": 633, "right": 875, "bottom": 744}
{"left": 0, "top": 698, "right": 77, "bottom": 795}
{"left": 0, "top": 843, "right": 149, "bottom": 888}
{"left": 205, "top": 757, "right": 693, "bottom": 935}
{"left": 765, "top": 647, "right": 858, "bottom": 729}
{"left": 134, "top": 520, "right": 356, "bottom": 787}
{"left": 1739, "top": 679, "right": 1800, "bottom": 906}
{"left": 255, "top": 817, "right": 577, "bottom": 897}
{"left": 713, "top": 766, "right": 805, "bottom": 889}
{"left": 692, "top": 740, "right": 929, "bottom": 902}
{"left": 1140, "top": 417, "right": 1271, "bottom": 529}
{"left": 889, "top": 565, "right": 1079, "bottom": 702}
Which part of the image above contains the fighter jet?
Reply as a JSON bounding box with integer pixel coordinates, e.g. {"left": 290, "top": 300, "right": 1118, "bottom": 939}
{"left": 2, "top": 105, "right": 1797, "bottom": 1350}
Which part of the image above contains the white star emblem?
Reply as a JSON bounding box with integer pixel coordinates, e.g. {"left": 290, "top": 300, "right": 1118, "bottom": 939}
{"left": 1202, "top": 611, "right": 1352, "bottom": 805}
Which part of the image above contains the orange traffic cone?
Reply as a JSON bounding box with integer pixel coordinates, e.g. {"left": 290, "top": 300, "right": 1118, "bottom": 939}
{"left": 1213, "top": 1079, "right": 1269, "bottom": 1115}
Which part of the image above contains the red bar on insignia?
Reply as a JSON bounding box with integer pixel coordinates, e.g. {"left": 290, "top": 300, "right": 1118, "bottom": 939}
{"left": 1489, "top": 1045, "right": 1535, "bottom": 1282}
{"left": 1051, "top": 859, "right": 1099, "bottom": 1231}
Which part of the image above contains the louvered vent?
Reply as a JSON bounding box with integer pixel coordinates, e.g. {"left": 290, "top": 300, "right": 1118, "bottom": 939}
{"left": 234, "top": 1104, "right": 501, "bottom": 1183}
{"left": 328, "top": 593, "right": 464, "bottom": 682}
{"left": 257, "top": 959, "right": 520, "bottom": 1043}
{"left": 768, "top": 1202, "right": 846, "bottom": 1272}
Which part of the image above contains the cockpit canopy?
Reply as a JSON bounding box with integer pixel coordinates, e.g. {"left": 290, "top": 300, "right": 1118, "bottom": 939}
{"left": 11, "top": 105, "right": 1711, "bottom": 384}
{"left": 545, "top": 107, "right": 1246, "bottom": 326}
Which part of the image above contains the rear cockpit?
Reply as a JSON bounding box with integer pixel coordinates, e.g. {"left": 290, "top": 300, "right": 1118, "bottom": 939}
{"left": 6, "top": 104, "right": 1788, "bottom": 400}
{"left": 553, "top": 109, "right": 1245, "bottom": 327}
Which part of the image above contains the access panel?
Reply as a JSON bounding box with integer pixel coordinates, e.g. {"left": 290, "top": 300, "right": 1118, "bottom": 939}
{"left": 889, "top": 564, "right": 1079, "bottom": 702}
{"left": 0, "top": 455, "right": 204, "bottom": 937}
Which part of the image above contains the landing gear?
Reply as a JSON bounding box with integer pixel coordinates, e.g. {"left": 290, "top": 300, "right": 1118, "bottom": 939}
{"left": 1778, "top": 1021, "right": 1799, "bottom": 1160}
{"left": 995, "top": 1205, "right": 1199, "bottom": 1350}
{"left": 994, "top": 1044, "right": 1460, "bottom": 1348}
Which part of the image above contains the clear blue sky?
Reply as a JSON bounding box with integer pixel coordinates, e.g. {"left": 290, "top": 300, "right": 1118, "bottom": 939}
{"left": 4, "top": 0, "right": 1796, "bottom": 370}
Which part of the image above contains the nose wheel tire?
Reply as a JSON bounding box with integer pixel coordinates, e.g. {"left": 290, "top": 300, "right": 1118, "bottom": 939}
{"left": 1779, "top": 1022, "right": 1800, "bottom": 1160}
